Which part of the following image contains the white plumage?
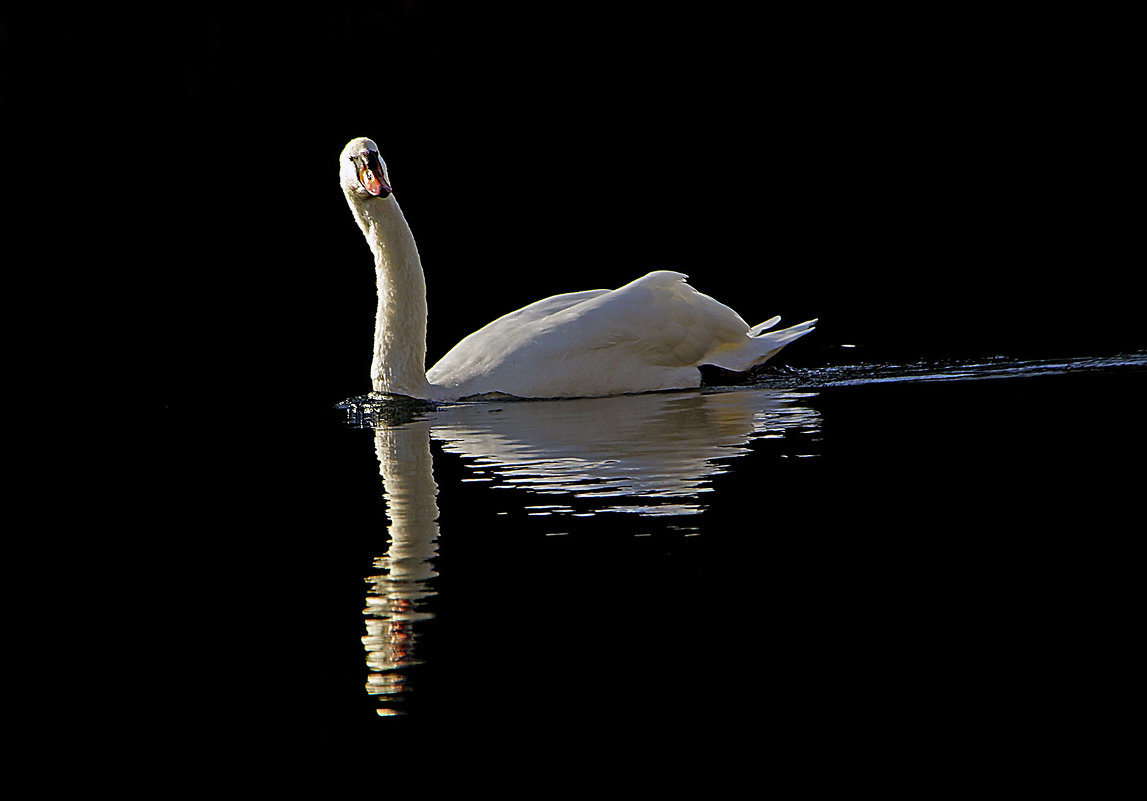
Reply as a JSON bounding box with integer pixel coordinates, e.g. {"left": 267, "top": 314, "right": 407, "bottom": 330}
{"left": 340, "top": 137, "right": 816, "bottom": 401}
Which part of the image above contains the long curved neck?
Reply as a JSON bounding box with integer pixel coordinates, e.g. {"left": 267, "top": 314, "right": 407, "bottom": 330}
{"left": 350, "top": 195, "right": 432, "bottom": 398}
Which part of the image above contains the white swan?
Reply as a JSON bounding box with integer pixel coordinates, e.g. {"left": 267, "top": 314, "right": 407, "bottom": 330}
{"left": 340, "top": 137, "right": 816, "bottom": 401}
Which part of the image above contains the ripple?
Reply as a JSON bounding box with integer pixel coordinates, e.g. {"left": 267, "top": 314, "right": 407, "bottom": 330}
{"left": 752, "top": 352, "right": 1147, "bottom": 391}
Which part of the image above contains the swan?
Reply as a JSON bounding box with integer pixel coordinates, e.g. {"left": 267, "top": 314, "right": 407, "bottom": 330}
{"left": 340, "top": 136, "right": 816, "bottom": 401}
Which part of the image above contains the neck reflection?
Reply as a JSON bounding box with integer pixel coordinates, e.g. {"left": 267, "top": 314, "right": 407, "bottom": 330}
{"left": 363, "top": 418, "right": 440, "bottom": 716}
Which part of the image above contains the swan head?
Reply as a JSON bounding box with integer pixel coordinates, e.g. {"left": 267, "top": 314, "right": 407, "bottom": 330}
{"left": 340, "top": 137, "right": 393, "bottom": 200}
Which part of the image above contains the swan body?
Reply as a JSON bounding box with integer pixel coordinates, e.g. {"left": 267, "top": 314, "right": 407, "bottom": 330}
{"left": 340, "top": 137, "right": 816, "bottom": 401}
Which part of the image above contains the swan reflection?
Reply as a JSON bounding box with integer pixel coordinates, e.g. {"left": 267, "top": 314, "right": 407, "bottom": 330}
{"left": 432, "top": 388, "right": 820, "bottom": 515}
{"left": 348, "top": 387, "right": 820, "bottom": 714}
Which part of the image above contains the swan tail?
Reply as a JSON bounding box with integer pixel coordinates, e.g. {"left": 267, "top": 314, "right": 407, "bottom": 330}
{"left": 754, "top": 318, "right": 818, "bottom": 362}
{"left": 748, "top": 316, "right": 782, "bottom": 336}
{"left": 705, "top": 318, "right": 818, "bottom": 372}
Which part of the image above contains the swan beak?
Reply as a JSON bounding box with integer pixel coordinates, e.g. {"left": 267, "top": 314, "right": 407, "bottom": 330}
{"left": 360, "top": 166, "right": 392, "bottom": 198}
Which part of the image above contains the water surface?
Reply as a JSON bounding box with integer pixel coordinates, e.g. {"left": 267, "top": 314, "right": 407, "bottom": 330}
{"left": 339, "top": 353, "right": 1145, "bottom": 719}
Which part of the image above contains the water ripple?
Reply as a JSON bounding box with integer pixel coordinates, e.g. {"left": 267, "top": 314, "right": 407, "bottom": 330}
{"left": 752, "top": 352, "right": 1147, "bottom": 391}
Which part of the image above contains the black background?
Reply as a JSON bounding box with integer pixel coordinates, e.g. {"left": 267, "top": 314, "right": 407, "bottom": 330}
{"left": 4, "top": 4, "right": 1143, "bottom": 769}
{"left": 7, "top": 4, "right": 1142, "bottom": 408}
{"left": 199, "top": 6, "right": 1140, "bottom": 395}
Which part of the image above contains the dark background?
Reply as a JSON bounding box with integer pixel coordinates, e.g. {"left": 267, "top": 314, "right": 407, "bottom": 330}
{"left": 4, "top": 4, "right": 1142, "bottom": 764}
{"left": 6, "top": 4, "right": 1141, "bottom": 409}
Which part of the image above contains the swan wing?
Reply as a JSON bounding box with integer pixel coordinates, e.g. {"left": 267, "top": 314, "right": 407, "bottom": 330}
{"left": 430, "top": 271, "right": 796, "bottom": 398}
{"left": 586, "top": 272, "right": 815, "bottom": 375}
{"left": 475, "top": 288, "right": 611, "bottom": 327}
{"left": 592, "top": 270, "right": 754, "bottom": 367}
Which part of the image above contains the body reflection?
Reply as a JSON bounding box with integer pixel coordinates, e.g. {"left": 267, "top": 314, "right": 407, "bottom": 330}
{"left": 432, "top": 389, "right": 820, "bottom": 514}
{"left": 352, "top": 387, "right": 820, "bottom": 714}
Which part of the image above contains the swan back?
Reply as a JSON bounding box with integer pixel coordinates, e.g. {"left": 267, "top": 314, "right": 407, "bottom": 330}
{"left": 427, "top": 271, "right": 815, "bottom": 398}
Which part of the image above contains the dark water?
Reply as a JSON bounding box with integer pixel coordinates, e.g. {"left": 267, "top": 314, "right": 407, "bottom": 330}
{"left": 311, "top": 353, "right": 1145, "bottom": 745}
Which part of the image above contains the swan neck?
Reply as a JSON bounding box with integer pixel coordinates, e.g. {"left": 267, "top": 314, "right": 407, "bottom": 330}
{"left": 356, "top": 197, "right": 431, "bottom": 399}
